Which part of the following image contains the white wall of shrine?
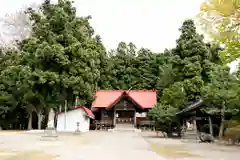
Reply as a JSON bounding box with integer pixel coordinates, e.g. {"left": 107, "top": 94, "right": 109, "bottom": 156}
{"left": 56, "top": 108, "right": 90, "bottom": 132}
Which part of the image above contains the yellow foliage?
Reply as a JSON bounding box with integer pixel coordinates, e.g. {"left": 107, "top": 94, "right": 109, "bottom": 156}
{"left": 198, "top": 0, "right": 240, "bottom": 63}
{"left": 200, "top": 0, "right": 239, "bottom": 16}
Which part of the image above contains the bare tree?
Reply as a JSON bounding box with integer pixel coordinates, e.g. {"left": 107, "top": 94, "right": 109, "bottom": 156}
{"left": 0, "top": 3, "right": 39, "bottom": 48}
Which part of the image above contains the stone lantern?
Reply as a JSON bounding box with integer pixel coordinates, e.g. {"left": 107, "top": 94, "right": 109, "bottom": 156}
{"left": 75, "top": 121, "right": 81, "bottom": 134}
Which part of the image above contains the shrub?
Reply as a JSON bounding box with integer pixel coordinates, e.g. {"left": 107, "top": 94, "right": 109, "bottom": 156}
{"left": 224, "top": 124, "right": 240, "bottom": 144}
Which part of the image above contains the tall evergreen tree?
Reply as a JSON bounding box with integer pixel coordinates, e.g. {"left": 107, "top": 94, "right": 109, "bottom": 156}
{"left": 171, "top": 19, "right": 221, "bottom": 103}
{"left": 150, "top": 19, "right": 222, "bottom": 133}
{"left": 20, "top": 0, "right": 105, "bottom": 106}
{"left": 0, "top": 0, "right": 106, "bottom": 129}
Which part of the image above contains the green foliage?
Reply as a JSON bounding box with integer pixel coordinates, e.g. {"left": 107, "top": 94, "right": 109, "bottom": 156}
{"left": 0, "top": 0, "right": 106, "bottom": 128}
{"left": 98, "top": 41, "right": 172, "bottom": 91}
{"left": 149, "top": 20, "right": 223, "bottom": 133}
{"left": 202, "top": 66, "right": 240, "bottom": 115}
{"left": 0, "top": 0, "right": 238, "bottom": 133}
{"left": 149, "top": 103, "right": 179, "bottom": 133}
{"left": 20, "top": 0, "right": 105, "bottom": 106}
{"left": 161, "top": 20, "right": 220, "bottom": 104}
{"left": 1, "top": 0, "right": 174, "bottom": 128}
{"left": 161, "top": 82, "right": 186, "bottom": 109}
{"left": 170, "top": 20, "right": 219, "bottom": 102}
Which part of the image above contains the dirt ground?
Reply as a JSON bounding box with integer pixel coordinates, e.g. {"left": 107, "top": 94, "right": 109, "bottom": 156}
{"left": 0, "top": 130, "right": 239, "bottom": 160}
{"left": 0, "top": 131, "right": 106, "bottom": 160}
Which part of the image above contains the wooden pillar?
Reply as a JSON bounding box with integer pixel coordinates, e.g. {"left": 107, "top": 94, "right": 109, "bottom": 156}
{"left": 192, "top": 116, "right": 199, "bottom": 141}
{"left": 134, "top": 110, "right": 137, "bottom": 127}
{"left": 208, "top": 116, "right": 213, "bottom": 136}
{"left": 113, "top": 108, "right": 116, "bottom": 127}
{"left": 100, "top": 110, "right": 103, "bottom": 120}
{"left": 192, "top": 111, "right": 197, "bottom": 130}
{"left": 192, "top": 116, "right": 197, "bottom": 130}
{"left": 100, "top": 110, "right": 104, "bottom": 130}
{"left": 182, "top": 119, "right": 186, "bottom": 130}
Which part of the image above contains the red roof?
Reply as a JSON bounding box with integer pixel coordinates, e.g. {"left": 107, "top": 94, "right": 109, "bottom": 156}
{"left": 91, "top": 90, "right": 158, "bottom": 109}
{"left": 58, "top": 106, "right": 95, "bottom": 119}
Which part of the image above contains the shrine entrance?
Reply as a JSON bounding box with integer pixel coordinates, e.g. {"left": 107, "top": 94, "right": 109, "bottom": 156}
{"left": 112, "top": 95, "right": 141, "bottom": 127}
{"left": 116, "top": 110, "right": 135, "bottom": 124}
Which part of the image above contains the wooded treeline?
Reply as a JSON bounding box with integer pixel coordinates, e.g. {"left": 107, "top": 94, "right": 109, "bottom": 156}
{"left": 0, "top": 0, "right": 240, "bottom": 138}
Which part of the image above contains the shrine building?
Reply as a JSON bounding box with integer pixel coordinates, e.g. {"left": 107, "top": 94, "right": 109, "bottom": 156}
{"left": 91, "top": 90, "right": 158, "bottom": 128}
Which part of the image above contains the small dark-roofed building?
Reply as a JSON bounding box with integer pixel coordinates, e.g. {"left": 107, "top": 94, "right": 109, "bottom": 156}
{"left": 177, "top": 99, "right": 232, "bottom": 139}
{"left": 176, "top": 99, "right": 204, "bottom": 116}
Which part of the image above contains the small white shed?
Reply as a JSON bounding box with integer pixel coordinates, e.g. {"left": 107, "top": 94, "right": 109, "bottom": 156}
{"left": 56, "top": 106, "right": 95, "bottom": 132}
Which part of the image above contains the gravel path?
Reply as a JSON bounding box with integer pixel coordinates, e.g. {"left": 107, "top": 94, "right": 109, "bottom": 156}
{"left": 79, "top": 132, "right": 165, "bottom": 160}
{"left": 1, "top": 131, "right": 239, "bottom": 160}
{"left": 0, "top": 131, "right": 166, "bottom": 160}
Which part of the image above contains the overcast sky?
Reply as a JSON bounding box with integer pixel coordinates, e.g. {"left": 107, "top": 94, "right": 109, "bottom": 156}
{"left": 0, "top": 0, "right": 205, "bottom": 52}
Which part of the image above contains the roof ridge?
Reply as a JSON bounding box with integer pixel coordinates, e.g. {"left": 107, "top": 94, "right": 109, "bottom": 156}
{"left": 96, "top": 89, "right": 159, "bottom": 92}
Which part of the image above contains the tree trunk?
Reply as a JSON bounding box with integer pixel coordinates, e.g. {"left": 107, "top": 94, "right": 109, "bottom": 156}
{"left": 219, "top": 102, "right": 226, "bottom": 139}
{"left": 37, "top": 112, "right": 43, "bottom": 130}
{"left": 208, "top": 116, "right": 213, "bottom": 136}
{"left": 167, "top": 126, "right": 173, "bottom": 137}
{"left": 27, "top": 112, "right": 33, "bottom": 130}
{"left": 218, "top": 114, "right": 225, "bottom": 139}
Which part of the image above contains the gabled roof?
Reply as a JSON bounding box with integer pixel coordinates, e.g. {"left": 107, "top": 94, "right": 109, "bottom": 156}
{"left": 176, "top": 99, "right": 204, "bottom": 115}
{"left": 91, "top": 90, "right": 158, "bottom": 110}
{"left": 58, "top": 106, "right": 95, "bottom": 119}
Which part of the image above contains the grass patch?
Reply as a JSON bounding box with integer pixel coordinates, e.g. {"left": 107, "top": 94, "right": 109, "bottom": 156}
{"left": 151, "top": 144, "right": 201, "bottom": 158}
{"left": 0, "top": 130, "right": 24, "bottom": 133}
{"left": 78, "top": 138, "right": 89, "bottom": 144}
{"left": 7, "top": 151, "right": 55, "bottom": 160}
{"left": 0, "top": 150, "right": 55, "bottom": 160}
{"left": 0, "top": 149, "right": 16, "bottom": 159}
{"left": 59, "top": 133, "right": 90, "bottom": 144}
{"left": 70, "top": 136, "right": 90, "bottom": 145}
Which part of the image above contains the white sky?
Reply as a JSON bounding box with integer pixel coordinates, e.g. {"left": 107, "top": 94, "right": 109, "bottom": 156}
{"left": 0, "top": 0, "right": 205, "bottom": 52}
